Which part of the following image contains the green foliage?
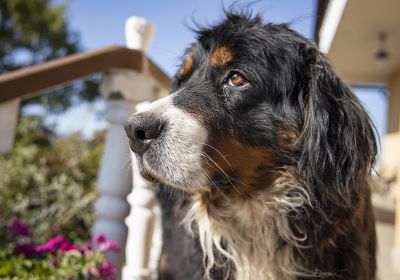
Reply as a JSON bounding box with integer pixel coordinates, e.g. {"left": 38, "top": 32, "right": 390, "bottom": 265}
{"left": 0, "top": 0, "right": 79, "bottom": 72}
{"left": 0, "top": 251, "right": 57, "bottom": 279}
{"left": 0, "top": 246, "right": 110, "bottom": 279}
{"left": 0, "top": 0, "right": 100, "bottom": 112}
{"left": 0, "top": 116, "right": 105, "bottom": 245}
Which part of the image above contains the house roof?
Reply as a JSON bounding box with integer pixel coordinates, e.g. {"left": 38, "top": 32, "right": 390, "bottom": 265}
{"left": 314, "top": 0, "right": 400, "bottom": 85}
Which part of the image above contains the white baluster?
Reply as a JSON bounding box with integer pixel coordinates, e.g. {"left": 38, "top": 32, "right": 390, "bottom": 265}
{"left": 121, "top": 17, "right": 163, "bottom": 280}
{"left": 95, "top": 68, "right": 160, "bottom": 278}
{"left": 123, "top": 162, "right": 158, "bottom": 280}
{"left": 0, "top": 98, "right": 19, "bottom": 155}
{"left": 93, "top": 98, "right": 133, "bottom": 274}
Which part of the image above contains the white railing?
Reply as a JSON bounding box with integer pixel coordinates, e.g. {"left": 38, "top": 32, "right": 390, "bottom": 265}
{"left": 93, "top": 17, "right": 162, "bottom": 280}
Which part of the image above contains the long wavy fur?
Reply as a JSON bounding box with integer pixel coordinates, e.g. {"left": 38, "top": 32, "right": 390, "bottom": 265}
{"left": 158, "top": 10, "right": 378, "bottom": 280}
{"left": 182, "top": 16, "right": 377, "bottom": 279}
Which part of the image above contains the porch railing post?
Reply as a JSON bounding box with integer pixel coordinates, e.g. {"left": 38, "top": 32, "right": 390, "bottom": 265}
{"left": 0, "top": 98, "right": 19, "bottom": 155}
{"left": 120, "top": 17, "right": 162, "bottom": 280}
{"left": 94, "top": 16, "right": 162, "bottom": 280}
{"left": 92, "top": 96, "right": 132, "bottom": 275}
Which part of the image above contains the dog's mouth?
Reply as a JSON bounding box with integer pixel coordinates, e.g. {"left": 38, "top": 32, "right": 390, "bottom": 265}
{"left": 140, "top": 171, "right": 163, "bottom": 184}
{"left": 131, "top": 143, "right": 211, "bottom": 192}
{"left": 132, "top": 145, "right": 242, "bottom": 195}
{"left": 138, "top": 168, "right": 159, "bottom": 183}
{"left": 133, "top": 154, "right": 164, "bottom": 184}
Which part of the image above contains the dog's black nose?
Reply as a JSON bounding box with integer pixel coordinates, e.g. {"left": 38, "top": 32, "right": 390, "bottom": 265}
{"left": 124, "top": 114, "right": 164, "bottom": 154}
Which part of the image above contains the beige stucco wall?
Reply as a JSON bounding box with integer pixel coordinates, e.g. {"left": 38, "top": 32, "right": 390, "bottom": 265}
{"left": 381, "top": 69, "right": 400, "bottom": 183}
{"left": 382, "top": 69, "right": 400, "bottom": 266}
{"left": 381, "top": 135, "right": 400, "bottom": 252}
{"left": 387, "top": 71, "right": 400, "bottom": 134}
{"left": 382, "top": 69, "right": 400, "bottom": 175}
{"left": 382, "top": 133, "right": 400, "bottom": 177}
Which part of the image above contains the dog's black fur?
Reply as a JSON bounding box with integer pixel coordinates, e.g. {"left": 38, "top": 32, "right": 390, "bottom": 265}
{"left": 129, "top": 11, "right": 377, "bottom": 280}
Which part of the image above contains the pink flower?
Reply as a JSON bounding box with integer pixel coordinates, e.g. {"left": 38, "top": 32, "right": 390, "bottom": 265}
{"left": 79, "top": 243, "right": 93, "bottom": 256}
{"left": 98, "top": 260, "right": 117, "bottom": 280}
{"left": 35, "top": 234, "right": 65, "bottom": 253}
{"left": 93, "top": 234, "right": 106, "bottom": 244}
{"left": 59, "top": 240, "right": 78, "bottom": 252}
{"left": 87, "top": 267, "right": 100, "bottom": 277}
{"left": 99, "top": 240, "right": 120, "bottom": 252}
{"left": 93, "top": 234, "right": 120, "bottom": 252}
{"left": 9, "top": 220, "right": 31, "bottom": 237}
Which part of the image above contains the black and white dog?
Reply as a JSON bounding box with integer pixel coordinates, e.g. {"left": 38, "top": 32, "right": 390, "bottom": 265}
{"left": 125, "top": 11, "right": 377, "bottom": 280}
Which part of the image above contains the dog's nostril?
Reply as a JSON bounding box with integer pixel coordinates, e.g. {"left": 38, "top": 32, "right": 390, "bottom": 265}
{"left": 134, "top": 123, "right": 163, "bottom": 142}
{"left": 125, "top": 114, "right": 165, "bottom": 154}
{"left": 135, "top": 129, "right": 147, "bottom": 141}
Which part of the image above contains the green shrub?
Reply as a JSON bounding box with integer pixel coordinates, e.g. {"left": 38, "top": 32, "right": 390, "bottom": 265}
{"left": 0, "top": 116, "right": 105, "bottom": 245}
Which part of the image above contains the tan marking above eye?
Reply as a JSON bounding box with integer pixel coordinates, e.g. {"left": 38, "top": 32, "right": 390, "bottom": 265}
{"left": 211, "top": 46, "right": 234, "bottom": 66}
{"left": 179, "top": 55, "right": 194, "bottom": 76}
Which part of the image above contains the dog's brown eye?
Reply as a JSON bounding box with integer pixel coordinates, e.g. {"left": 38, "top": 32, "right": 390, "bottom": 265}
{"left": 228, "top": 72, "right": 248, "bottom": 87}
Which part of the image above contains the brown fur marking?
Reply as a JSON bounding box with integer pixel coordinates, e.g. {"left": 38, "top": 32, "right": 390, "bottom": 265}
{"left": 278, "top": 126, "right": 299, "bottom": 148}
{"left": 210, "top": 47, "right": 234, "bottom": 66}
{"left": 180, "top": 55, "right": 194, "bottom": 76}
{"left": 203, "top": 136, "right": 275, "bottom": 197}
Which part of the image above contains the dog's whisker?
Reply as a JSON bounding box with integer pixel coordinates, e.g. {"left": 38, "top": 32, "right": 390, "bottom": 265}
{"left": 195, "top": 163, "right": 225, "bottom": 195}
{"left": 200, "top": 144, "right": 256, "bottom": 190}
{"left": 200, "top": 152, "right": 254, "bottom": 190}
{"left": 202, "top": 143, "right": 234, "bottom": 171}
{"left": 200, "top": 153, "right": 233, "bottom": 183}
{"left": 200, "top": 153, "right": 249, "bottom": 198}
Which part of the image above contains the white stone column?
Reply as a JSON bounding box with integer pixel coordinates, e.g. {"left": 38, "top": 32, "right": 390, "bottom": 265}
{"left": 94, "top": 16, "right": 164, "bottom": 279}
{"left": 123, "top": 162, "right": 159, "bottom": 280}
{"left": 0, "top": 98, "right": 19, "bottom": 180}
{"left": 93, "top": 98, "right": 132, "bottom": 273}
{"left": 96, "top": 69, "right": 160, "bottom": 278}
{"left": 0, "top": 99, "right": 20, "bottom": 154}
{"left": 121, "top": 17, "right": 163, "bottom": 280}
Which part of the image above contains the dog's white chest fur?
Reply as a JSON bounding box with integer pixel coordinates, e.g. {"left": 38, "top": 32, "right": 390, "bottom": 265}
{"left": 182, "top": 191, "right": 305, "bottom": 280}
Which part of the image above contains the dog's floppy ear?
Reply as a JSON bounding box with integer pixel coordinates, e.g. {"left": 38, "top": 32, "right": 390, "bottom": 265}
{"left": 297, "top": 43, "right": 377, "bottom": 207}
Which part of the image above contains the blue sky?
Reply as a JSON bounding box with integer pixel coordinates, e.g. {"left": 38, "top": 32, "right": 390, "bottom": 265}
{"left": 48, "top": 0, "right": 386, "bottom": 150}
{"left": 66, "top": 0, "right": 316, "bottom": 76}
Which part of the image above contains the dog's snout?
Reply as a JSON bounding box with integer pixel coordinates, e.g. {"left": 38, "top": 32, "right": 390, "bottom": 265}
{"left": 124, "top": 114, "right": 164, "bottom": 154}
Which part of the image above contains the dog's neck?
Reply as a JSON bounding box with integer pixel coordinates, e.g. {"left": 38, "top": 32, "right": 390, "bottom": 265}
{"left": 182, "top": 176, "right": 324, "bottom": 280}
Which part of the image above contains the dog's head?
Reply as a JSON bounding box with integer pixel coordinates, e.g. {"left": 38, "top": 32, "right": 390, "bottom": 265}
{"left": 125, "top": 12, "right": 376, "bottom": 206}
